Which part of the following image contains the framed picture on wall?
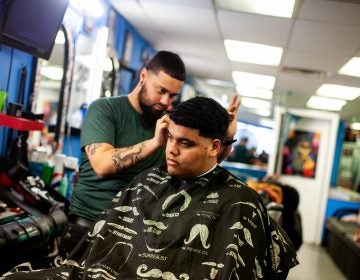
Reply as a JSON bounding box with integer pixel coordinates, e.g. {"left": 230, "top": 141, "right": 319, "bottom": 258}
{"left": 122, "top": 30, "right": 133, "bottom": 65}
{"left": 282, "top": 129, "right": 320, "bottom": 178}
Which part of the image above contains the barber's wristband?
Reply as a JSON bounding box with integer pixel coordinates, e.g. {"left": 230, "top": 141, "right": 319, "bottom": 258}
{"left": 222, "top": 139, "right": 237, "bottom": 146}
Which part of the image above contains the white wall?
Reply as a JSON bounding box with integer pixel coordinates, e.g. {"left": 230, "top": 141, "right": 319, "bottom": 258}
{"left": 269, "top": 106, "right": 339, "bottom": 244}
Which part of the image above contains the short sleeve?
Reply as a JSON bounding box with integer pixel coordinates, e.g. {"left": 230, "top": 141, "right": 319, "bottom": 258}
{"left": 80, "top": 98, "right": 117, "bottom": 149}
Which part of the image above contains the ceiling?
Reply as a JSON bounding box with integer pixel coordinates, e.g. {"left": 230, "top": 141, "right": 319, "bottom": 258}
{"left": 110, "top": 0, "right": 360, "bottom": 126}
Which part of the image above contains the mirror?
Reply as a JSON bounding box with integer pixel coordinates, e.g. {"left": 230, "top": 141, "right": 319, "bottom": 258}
{"left": 63, "top": 27, "right": 109, "bottom": 160}
{"left": 29, "top": 24, "right": 70, "bottom": 157}
{"left": 225, "top": 122, "right": 273, "bottom": 168}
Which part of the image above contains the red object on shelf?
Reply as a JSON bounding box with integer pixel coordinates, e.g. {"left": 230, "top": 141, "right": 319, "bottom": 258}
{"left": 0, "top": 113, "right": 44, "bottom": 131}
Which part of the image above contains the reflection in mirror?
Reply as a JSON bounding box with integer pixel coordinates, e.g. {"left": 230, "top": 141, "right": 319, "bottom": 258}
{"left": 225, "top": 122, "right": 274, "bottom": 168}
{"left": 100, "top": 51, "right": 119, "bottom": 97}
{"left": 67, "top": 28, "right": 108, "bottom": 127}
{"left": 29, "top": 25, "right": 69, "bottom": 158}
{"left": 67, "top": 33, "right": 91, "bottom": 120}
{"left": 64, "top": 27, "right": 108, "bottom": 160}
{"left": 63, "top": 33, "right": 92, "bottom": 159}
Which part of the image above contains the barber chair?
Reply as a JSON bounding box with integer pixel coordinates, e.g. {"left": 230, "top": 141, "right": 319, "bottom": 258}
{"left": 248, "top": 179, "right": 303, "bottom": 250}
{"left": 267, "top": 202, "right": 284, "bottom": 224}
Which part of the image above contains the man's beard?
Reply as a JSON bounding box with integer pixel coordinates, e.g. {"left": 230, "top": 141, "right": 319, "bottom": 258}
{"left": 139, "top": 85, "right": 165, "bottom": 127}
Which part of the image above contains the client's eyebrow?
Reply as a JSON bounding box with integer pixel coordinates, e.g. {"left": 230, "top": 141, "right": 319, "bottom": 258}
{"left": 178, "top": 138, "right": 195, "bottom": 145}
{"left": 167, "top": 131, "right": 196, "bottom": 146}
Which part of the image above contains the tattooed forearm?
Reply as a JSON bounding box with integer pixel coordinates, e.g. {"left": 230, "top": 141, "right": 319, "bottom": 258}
{"left": 111, "top": 142, "right": 146, "bottom": 172}
{"left": 87, "top": 143, "right": 102, "bottom": 155}
{"left": 112, "top": 153, "right": 142, "bottom": 172}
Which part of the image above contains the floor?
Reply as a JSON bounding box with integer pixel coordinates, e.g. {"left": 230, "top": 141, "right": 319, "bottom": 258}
{"left": 287, "top": 243, "right": 347, "bottom": 280}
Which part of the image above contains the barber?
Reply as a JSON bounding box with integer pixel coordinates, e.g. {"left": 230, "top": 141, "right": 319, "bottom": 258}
{"left": 60, "top": 51, "right": 187, "bottom": 256}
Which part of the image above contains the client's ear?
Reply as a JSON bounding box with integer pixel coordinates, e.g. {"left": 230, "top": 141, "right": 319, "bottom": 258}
{"left": 210, "top": 139, "right": 222, "bottom": 157}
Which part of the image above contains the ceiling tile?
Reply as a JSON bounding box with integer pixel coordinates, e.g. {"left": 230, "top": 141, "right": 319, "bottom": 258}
{"left": 140, "top": 1, "right": 218, "bottom": 38}
{"left": 110, "top": 0, "right": 150, "bottom": 28}
{"left": 276, "top": 72, "right": 325, "bottom": 94}
{"left": 217, "top": 9, "right": 292, "bottom": 47}
{"left": 299, "top": 0, "right": 360, "bottom": 26}
{"left": 328, "top": 74, "right": 360, "bottom": 88}
{"left": 229, "top": 61, "right": 279, "bottom": 76}
{"left": 282, "top": 50, "right": 350, "bottom": 72}
{"left": 289, "top": 19, "right": 360, "bottom": 55}
{"left": 273, "top": 91, "right": 309, "bottom": 107}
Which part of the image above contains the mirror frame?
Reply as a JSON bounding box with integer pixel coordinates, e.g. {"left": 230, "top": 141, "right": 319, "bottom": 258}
{"left": 53, "top": 24, "right": 70, "bottom": 152}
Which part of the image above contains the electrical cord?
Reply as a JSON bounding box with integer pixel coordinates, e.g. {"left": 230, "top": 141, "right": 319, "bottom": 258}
{"left": 5, "top": 47, "right": 13, "bottom": 94}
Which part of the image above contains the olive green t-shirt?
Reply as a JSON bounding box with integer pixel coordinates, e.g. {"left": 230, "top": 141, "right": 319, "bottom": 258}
{"left": 69, "top": 96, "right": 165, "bottom": 221}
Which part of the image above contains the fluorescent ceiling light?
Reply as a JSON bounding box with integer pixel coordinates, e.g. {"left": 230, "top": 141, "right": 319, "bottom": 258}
{"left": 224, "top": 40, "right": 283, "bottom": 66}
{"left": 350, "top": 122, "right": 360, "bottom": 130}
{"left": 41, "top": 66, "right": 64, "bottom": 80}
{"left": 316, "top": 84, "right": 360, "bottom": 101}
{"left": 216, "top": 0, "right": 296, "bottom": 18}
{"left": 338, "top": 57, "right": 360, "bottom": 77}
{"left": 232, "top": 71, "right": 275, "bottom": 89}
{"left": 307, "top": 96, "right": 346, "bottom": 111}
{"left": 241, "top": 97, "right": 271, "bottom": 109}
{"left": 236, "top": 86, "right": 273, "bottom": 100}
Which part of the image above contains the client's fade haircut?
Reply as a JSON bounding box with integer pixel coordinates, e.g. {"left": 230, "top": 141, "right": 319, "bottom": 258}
{"left": 145, "top": 50, "right": 186, "bottom": 81}
{"left": 169, "top": 96, "right": 229, "bottom": 141}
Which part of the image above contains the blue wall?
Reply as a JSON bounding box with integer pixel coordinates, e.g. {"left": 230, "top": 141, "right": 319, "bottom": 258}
{"left": 113, "top": 13, "right": 155, "bottom": 95}
{"left": 0, "top": 43, "right": 35, "bottom": 155}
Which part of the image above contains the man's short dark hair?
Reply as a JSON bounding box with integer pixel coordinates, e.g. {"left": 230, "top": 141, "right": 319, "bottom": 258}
{"left": 169, "top": 96, "right": 229, "bottom": 141}
{"left": 145, "top": 50, "right": 186, "bottom": 81}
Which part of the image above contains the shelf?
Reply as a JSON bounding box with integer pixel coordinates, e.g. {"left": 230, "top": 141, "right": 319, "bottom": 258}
{"left": 0, "top": 113, "right": 44, "bottom": 131}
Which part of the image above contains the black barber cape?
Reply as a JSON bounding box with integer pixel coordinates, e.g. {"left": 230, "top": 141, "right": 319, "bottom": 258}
{"left": 2, "top": 164, "right": 298, "bottom": 280}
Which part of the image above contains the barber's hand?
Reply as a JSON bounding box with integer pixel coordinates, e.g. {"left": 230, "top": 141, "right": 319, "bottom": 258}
{"left": 226, "top": 94, "right": 241, "bottom": 139}
{"left": 153, "top": 114, "right": 170, "bottom": 147}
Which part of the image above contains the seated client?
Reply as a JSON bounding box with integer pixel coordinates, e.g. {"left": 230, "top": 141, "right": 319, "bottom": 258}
{"left": 1, "top": 96, "right": 298, "bottom": 280}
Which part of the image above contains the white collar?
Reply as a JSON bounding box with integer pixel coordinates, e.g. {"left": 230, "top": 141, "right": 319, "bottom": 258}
{"left": 195, "top": 164, "right": 218, "bottom": 178}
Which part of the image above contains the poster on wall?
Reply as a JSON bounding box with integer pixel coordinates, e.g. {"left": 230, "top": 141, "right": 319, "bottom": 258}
{"left": 282, "top": 129, "right": 320, "bottom": 178}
